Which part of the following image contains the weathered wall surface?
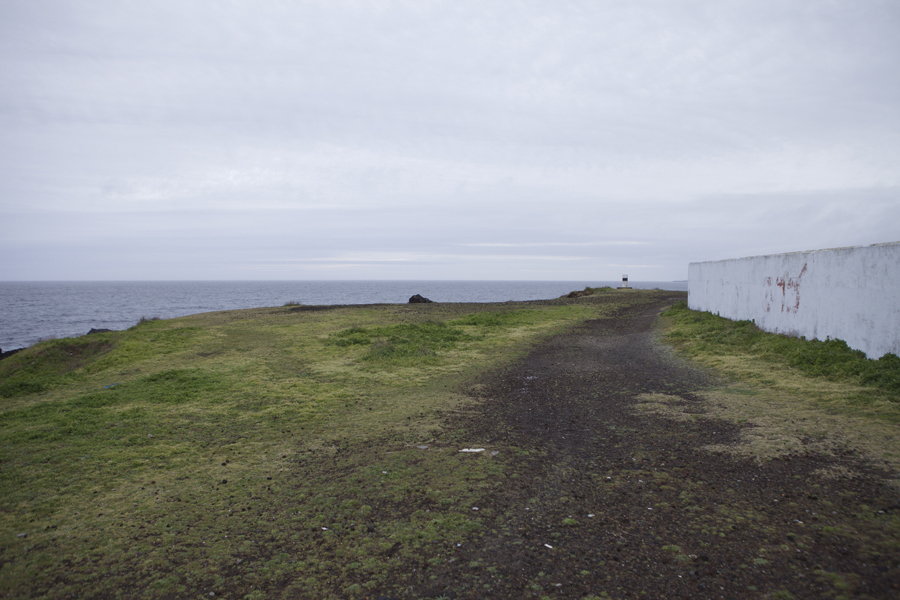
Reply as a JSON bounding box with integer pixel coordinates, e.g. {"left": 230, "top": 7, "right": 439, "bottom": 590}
{"left": 688, "top": 242, "right": 900, "bottom": 359}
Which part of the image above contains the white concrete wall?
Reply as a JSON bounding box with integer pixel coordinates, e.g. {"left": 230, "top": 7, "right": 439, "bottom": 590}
{"left": 688, "top": 242, "right": 900, "bottom": 359}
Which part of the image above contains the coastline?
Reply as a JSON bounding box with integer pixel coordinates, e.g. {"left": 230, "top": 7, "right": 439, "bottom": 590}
{"left": 0, "top": 280, "right": 688, "bottom": 351}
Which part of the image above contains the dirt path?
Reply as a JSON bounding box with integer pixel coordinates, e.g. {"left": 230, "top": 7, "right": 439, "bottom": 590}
{"left": 423, "top": 298, "right": 899, "bottom": 599}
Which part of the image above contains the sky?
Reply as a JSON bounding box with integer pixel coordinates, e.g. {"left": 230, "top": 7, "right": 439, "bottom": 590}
{"left": 1, "top": 0, "right": 898, "bottom": 281}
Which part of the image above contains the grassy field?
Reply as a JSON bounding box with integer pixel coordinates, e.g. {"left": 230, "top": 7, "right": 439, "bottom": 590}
{"left": 0, "top": 293, "right": 634, "bottom": 599}
{"left": 652, "top": 302, "right": 900, "bottom": 480}
{"left": 3, "top": 292, "right": 898, "bottom": 599}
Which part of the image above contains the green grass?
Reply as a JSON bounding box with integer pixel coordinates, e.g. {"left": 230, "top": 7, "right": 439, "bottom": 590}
{"left": 326, "top": 310, "right": 551, "bottom": 367}
{"left": 654, "top": 302, "right": 900, "bottom": 473}
{"left": 664, "top": 301, "right": 900, "bottom": 398}
{"left": 0, "top": 292, "right": 646, "bottom": 599}
{"left": 330, "top": 321, "right": 475, "bottom": 366}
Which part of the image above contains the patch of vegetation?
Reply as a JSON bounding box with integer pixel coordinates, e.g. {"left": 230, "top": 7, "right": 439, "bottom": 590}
{"left": 0, "top": 295, "right": 627, "bottom": 599}
{"left": 561, "top": 286, "right": 614, "bottom": 299}
{"left": 329, "top": 310, "right": 556, "bottom": 368}
{"left": 451, "top": 308, "right": 542, "bottom": 329}
{"left": 0, "top": 379, "right": 46, "bottom": 398}
{"left": 332, "top": 321, "right": 476, "bottom": 366}
{"left": 655, "top": 302, "right": 900, "bottom": 471}
{"left": 331, "top": 326, "right": 373, "bottom": 346}
{"left": 0, "top": 337, "right": 117, "bottom": 399}
{"left": 664, "top": 301, "right": 900, "bottom": 398}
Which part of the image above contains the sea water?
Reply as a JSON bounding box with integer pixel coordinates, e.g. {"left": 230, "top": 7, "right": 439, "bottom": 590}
{"left": 0, "top": 280, "right": 687, "bottom": 351}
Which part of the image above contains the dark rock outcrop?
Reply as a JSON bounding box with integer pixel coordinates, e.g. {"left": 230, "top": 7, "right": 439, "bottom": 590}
{"left": 408, "top": 294, "right": 434, "bottom": 304}
{"left": 87, "top": 328, "right": 113, "bottom": 335}
{"left": 0, "top": 348, "right": 23, "bottom": 361}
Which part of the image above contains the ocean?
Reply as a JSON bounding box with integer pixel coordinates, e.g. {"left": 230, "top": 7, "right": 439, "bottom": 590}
{"left": 0, "top": 280, "right": 687, "bottom": 351}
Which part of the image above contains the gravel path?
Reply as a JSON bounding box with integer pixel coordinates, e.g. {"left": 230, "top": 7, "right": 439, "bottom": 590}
{"left": 423, "top": 296, "right": 900, "bottom": 599}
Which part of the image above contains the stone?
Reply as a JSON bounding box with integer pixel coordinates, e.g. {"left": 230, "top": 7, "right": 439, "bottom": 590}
{"left": 408, "top": 294, "right": 434, "bottom": 303}
{"left": 0, "top": 347, "right": 23, "bottom": 361}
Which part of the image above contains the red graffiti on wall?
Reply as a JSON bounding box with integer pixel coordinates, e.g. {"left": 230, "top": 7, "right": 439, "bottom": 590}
{"left": 764, "top": 263, "right": 807, "bottom": 314}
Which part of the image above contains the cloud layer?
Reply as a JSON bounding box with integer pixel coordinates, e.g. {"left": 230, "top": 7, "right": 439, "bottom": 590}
{"left": 2, "top": 0, "right": 898, "bottom": 280}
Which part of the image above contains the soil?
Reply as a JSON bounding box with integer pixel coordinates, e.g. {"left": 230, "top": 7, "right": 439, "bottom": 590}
{"left": 413, "top": 296, "right": 900, "bottom": 599}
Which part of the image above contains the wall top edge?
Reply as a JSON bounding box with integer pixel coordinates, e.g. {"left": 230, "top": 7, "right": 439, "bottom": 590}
{"left": 688, "top": 240, "right": 900, "bottom": 267}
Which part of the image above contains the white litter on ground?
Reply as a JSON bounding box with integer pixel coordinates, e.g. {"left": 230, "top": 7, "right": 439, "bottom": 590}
{"left": 459, "top": 448, "right": 485, "bottom": 453}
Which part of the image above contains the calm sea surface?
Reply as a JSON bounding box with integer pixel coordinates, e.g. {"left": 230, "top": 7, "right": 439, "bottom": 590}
{"left": 0, "top": 280, "right": 687, "bottom": 351}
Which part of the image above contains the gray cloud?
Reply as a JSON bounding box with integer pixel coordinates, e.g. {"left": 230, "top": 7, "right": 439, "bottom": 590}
{"left": 2, "top": 0, "right": 898, "bottom": 281}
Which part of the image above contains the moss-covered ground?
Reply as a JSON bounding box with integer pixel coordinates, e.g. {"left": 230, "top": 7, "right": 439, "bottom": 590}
{"left": 0, "top": 294, "right": 629, "bottom": 599}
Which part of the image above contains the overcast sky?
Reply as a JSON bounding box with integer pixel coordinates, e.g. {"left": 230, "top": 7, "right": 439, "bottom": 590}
{"left": 1, "top": 0, "right": 898, "bottom": 281}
